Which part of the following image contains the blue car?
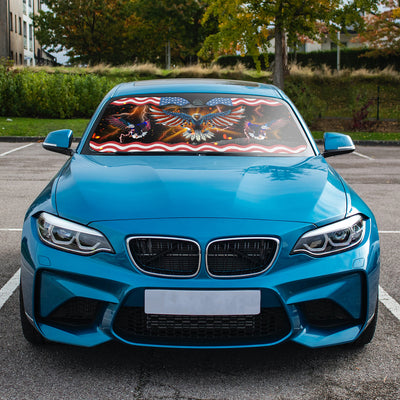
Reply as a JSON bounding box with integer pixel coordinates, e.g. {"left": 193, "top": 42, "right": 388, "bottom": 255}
{"left": 20, "top": 79, "right": 380, "bottom": 349}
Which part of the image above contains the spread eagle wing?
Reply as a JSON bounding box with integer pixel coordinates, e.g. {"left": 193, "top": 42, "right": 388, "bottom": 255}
{"left": 107, "top": 116, "right": 132, "bottom": 133}
{"left": 149, "top": 106, "right": 245, "bottom": 128}
{"left": 267, "top": 118, "right": 288, "bottom": 131}
{"left": 149, "top": 107, "right": 193, "bottom": 126}
{"left": 200, "top": 106, "right": 245, "bottom": 127}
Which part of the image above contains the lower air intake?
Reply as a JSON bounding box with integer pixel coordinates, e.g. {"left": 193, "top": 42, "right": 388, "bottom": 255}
{"left": 299, "top": 299, "right": 359, "bottom": 329}
{"left": 113, "top": 307, "right": 291, "bottom": 345}
{"left": 43, "top": 297, "right": 103, "bottom": 328}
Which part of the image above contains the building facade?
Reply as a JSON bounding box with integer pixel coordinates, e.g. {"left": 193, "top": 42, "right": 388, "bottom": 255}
{"left": 0, "top": 0, "right": 54, "bottom": 65}
{"left": 297, "top": 32, "right": 363, "bottom": 53}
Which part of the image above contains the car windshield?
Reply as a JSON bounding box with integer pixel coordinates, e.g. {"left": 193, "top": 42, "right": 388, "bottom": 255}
{"left": 87, "top": 93, "right": 313, "bottom": 156}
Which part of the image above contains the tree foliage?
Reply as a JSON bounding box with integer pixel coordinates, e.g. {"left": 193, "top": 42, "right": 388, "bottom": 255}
{"left": 34, "top": 0, "right": 214, "bottom": 65}
{"left": 358, "top": 1, "right": 400, "bottom": 56}
{"left": 199, "top": 0, "right": 378, "bottom": 88}
{"left": 131, "top": 0, "right": 216, "bottom": 64}
{"left": 34, "top": 0, "right": 140, "bottom": 64}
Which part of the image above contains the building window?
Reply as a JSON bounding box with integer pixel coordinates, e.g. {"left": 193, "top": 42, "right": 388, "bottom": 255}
{"left": 297, "top": 44, "right": 306, "bottom": 53}
{"left": 9, "top": 12, "right": 13, "bottom": 31}
{"left": 19, "top": 17, "right": 22, "bottom": 35}
{"left": 29, "top": 25, "right": 34, "bottom": 51}
{"left": 19, "top": 54, "right": 23, "bottom": 65}
{"left": 15, "top": 15, "right": 17, "bottom": 33}
{"left": 23, "top": 21, "right": 27, "bottom": 49}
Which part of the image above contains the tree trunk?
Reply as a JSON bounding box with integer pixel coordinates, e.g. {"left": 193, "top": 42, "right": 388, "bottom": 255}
{"left": 273, "top": 25, "right": 285, "bottom": 90}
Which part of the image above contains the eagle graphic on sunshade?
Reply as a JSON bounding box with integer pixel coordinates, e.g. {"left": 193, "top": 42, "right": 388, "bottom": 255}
{"left": 149, "top": 105, "right": 245, "bottom": 141}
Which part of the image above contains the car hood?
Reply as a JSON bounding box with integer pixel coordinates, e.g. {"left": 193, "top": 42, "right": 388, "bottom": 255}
{"left": 55, "top": 154, "right": 347, "bottom": 225}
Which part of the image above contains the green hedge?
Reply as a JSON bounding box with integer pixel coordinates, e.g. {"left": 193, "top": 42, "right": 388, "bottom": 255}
{"left": 1, "top": 65, "right": 399, "bottom": 122}
{"left": 0, "top": 68, "right": 118, "bottom": 118}
{"left": 294, "top": 49, "right": 400, "bottom": 70}
{"left": 216, "top": 49, "right": 400, "bottom": 71}
{"left": 216, "top": 55, "right": 273, "bottom": 70}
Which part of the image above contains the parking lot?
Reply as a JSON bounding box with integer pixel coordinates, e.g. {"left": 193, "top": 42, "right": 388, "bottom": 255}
{"left": 0, "top": 142, "right": 399, "bottom": 400}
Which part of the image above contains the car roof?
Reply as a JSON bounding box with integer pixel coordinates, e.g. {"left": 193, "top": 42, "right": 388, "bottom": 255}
{"left": 110, "top": 79, "right": 283, "bottom": 99}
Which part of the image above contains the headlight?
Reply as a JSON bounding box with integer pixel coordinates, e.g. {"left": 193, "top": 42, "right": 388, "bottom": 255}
{"left": 291, "top": 215, "right": 366, "bottom": 257}
{"left": 37, "top": 212, "right": 114, "bottom": 255}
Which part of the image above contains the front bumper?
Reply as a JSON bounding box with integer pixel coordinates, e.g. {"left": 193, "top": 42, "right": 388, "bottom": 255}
{"left": 20, "top": 216, "right": 380, "bottom": 348}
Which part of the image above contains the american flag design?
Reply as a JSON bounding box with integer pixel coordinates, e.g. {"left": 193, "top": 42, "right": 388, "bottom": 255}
{"left": 89, "top": 141, "right": 307, "bottom": 155}
{"left": 110, "top": 97, "right": 190, "bottom": 106}
{"left": 111, "top": 97, "right": 161, "bottom": 106}
{"left": 148, "top": 107, "right": 188, "bottom": 127}
{"left": 111, "top": 97, "right": 283, "bottom": 107}
{"left": 160, "top": 97, "right": 190, "bottom": 106}
{"left": 206, "top": 98, "right": 283, "bottom": 107}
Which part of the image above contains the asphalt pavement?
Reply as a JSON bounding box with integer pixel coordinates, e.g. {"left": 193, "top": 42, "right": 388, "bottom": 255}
{"left": 0, "top": 142, "right": 399, "bottom": 400}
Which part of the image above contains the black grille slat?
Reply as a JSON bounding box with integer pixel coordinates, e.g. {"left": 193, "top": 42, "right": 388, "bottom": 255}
{"left": 207, "top": 238, "right": 278, "bottom": 277}
{"left": 113, "top": 307, "right": 291, "bottom": 345}
{"left": 128, "top": 237, "right": 200, "bottom": 277}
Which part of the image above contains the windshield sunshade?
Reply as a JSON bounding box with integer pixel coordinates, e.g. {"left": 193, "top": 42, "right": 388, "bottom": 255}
{"left": 88, "top": 94, "right": 312, "bottom": 155}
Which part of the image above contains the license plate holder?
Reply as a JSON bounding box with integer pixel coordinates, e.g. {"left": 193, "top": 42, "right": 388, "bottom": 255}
{"left": 144, "top": 289, "right": 261, "bottom": 316}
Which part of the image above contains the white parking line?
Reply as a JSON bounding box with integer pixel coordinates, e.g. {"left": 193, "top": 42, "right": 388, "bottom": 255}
{"left": 0, "top": 269, "right": 20, "bottom": 309}
{"left": 379, "top": 286, "right": 400, "bottom": 321}
{"left": 353, "top": 151, "right": 374, "bottom": 161}
{"left": 0, "top": 143, "right": 35, "bottom": 157}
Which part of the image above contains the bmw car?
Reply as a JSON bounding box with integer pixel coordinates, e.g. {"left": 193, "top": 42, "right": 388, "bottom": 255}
{"left": 20, "top": 79, "right": 380, "bottom": 349}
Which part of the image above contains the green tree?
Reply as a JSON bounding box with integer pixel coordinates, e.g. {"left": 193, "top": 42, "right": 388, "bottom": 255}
{"left": 34, "top": 0, "right": 214, "bottom": 66}
{"left": 34, "top": 0, "right": 145, "bottom": 64}
{"left": 200, "top": 0, "right": 378, "bottom": 88}
{"left": 358, "top": 1, "right": 400, "bottom": 56}
{"left": 132, "top": 0, "right": 215, "bottom": 66}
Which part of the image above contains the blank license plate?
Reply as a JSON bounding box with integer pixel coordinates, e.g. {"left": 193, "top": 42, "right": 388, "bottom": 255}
{"left": 144, "top": 289, "right": 261, "bottom": 316}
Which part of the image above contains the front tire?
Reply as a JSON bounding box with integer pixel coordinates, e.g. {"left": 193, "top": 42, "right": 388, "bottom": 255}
{"left": 19, "top": 287, "right": 45, "bottom": 345}
{"left": 351, "top": 301, "right": 378, "bottom": 347}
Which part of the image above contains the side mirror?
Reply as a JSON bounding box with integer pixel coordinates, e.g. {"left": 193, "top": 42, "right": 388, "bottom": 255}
{"left": 43, "top": 129, "right": 74, "bottom": 156}
{"left": 323, "top": 132, "right": 355, "bottom": 158}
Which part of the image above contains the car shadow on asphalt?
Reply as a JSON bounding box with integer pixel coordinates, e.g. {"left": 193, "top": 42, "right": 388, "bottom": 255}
{"left": 26, "top": 339, "right": 367, "bottom": 376}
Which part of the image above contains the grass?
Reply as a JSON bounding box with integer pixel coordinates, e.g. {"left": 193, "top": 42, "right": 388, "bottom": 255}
{"left": 0, "top": 117, "right": 89, "bottom": 137}
{"left": 1, "top": 117, "right": 399, "bottom": 141}
{"left": 20, "top": 62, "right": 271, "bottom": 80}
{"left": 21, "top": 63, "right": 400, "bottom": 80}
